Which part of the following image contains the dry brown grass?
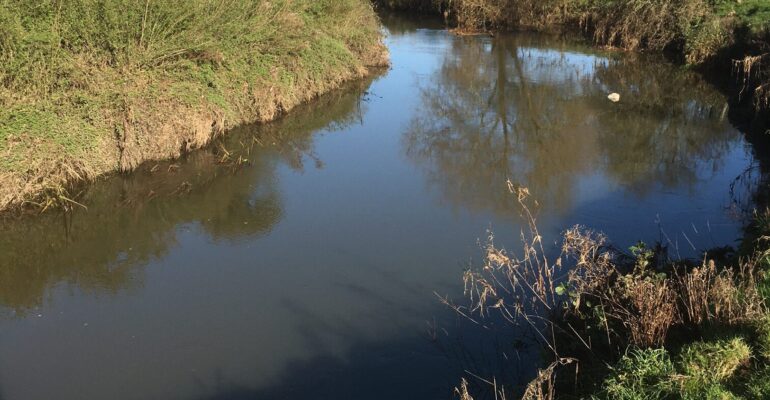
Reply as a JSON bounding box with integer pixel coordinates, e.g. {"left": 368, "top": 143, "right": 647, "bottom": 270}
{"left": 462, "top": 187, "right": 766, "bottom": 347}
{"left": 520, "top": 358, "right": 575, "bottom": 400}
{"left": 677, "top": 259, "right": 766, "bottom": 326}
{"left": 446, "top": 0, "right": 507, "bottom": 31}
{"left": 458, "top": 184, "right": 565, "bottom": 354}
{"left": 585, "top": 0, "right": 684, "bottom": 51}
{"left": 450, "top": 184, "right": 768, "bottom": 398}
{"left": 615, "top": 272, "right": 679, "bottom": 347}
{"left": 454, "top": 378, "right": 477, "bottom": 400}
{"left": 453, "top": 358, "right": 576, "bottom": 400}
{"left": 565, "top": 230, "right": 765, "bottom": 348}
{"left": 386, "top": 0, "right": 766, "bottom": 69}
{"left": 736, "top": 53, "right": 770, "bottom": 113}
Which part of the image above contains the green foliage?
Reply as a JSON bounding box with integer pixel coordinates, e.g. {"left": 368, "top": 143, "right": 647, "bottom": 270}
{"left": 713, "top": 0, "right": 770, "bottom": 32}
{"left": 630, "top": 241, "right": 654, "bottom": 270}
{"left": 681, "top": 12, "right": 733, "bottom": 64}
{"left": 0, "top": 106, "right": 105, "bottom": 171}
{"left": 600, "top": 348, "right": 675, "bottom": 400}
{"left": 745, "top": 365, "right": 770, "bottom": 398}
{"left": 745, "top": 210, "right": 770, "bottom": 307}
{"left": 597, "top": 339, "right": 753, "bottom": 399}
{"left": 683, "top": 383, "right": 742, "bottom": 400}
{"left": 755, "top": 314, "right": 770, "bottom": 359}
{"left": 678, "top": 337, "right": 751, "bottom": 384}
{"left": 759, "top": 273, "right": 770, "bottom": 309}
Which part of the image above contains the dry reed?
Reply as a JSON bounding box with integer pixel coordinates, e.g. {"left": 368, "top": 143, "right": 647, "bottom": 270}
{"left": 450, "top": 184, "right": 768, "bottom": 398}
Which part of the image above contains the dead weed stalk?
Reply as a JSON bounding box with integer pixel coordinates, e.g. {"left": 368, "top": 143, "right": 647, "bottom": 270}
{"left": 450, "top": 184, "right": 767, "bottom": 399}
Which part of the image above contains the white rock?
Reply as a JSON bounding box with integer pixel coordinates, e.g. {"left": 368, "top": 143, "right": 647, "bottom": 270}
{"left": 608, "top": 93, "right": 621, "bottom": 103}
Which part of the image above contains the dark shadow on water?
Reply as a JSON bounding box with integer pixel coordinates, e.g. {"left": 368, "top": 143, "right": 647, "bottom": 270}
{"left": 191, "top": 318, "right": 542, "bottom": 400}
{"left": 194, "top": 338, "right": 455, "bottom": 400}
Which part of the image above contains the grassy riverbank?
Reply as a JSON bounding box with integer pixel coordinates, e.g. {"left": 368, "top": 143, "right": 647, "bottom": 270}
{"left": 0, "top": 0, "right": 387, "bottom": 212}
{"left": 377, "top": 0, "right": 769, "bottom": 127}
{"left": 452, "top": 190, "right": 770, "bottom": 399}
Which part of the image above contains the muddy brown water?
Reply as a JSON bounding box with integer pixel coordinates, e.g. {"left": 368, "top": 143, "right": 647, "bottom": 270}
{"left": 0, "top": 15, "right": 760, "bottom": 400}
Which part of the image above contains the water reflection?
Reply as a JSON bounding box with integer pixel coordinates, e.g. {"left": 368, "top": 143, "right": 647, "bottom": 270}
{"left": 0, "top": 77, "right": 375, "bottom": 315}
{"left": 405, "top": 33, "right": 739, "bottom": 217}
{"left": 0, "top": 21, "right": 755, "bottom": 400}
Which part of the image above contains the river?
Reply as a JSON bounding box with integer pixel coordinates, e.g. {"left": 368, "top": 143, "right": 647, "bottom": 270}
{"left": 0, "top": 14, "right": 759, "bottom": 400}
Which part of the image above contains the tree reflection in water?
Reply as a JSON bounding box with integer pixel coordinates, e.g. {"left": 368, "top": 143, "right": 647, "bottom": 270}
{"left": 404, "top": 33, "right": 738, "bottom": 217}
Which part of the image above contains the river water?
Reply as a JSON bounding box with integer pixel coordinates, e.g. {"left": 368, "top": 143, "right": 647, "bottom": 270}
{"left": 0, "top": 14, "right": 759, "bottom": 400}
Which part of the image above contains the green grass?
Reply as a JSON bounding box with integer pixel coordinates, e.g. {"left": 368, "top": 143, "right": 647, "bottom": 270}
{"left": 679, "top": 337, "right": 751, "bottom": 385}
{"left": 600, "top": 348, "right": 676, "bottom": 400}
{"left": 596, "top": 338, "right": 754, "bottom": 399}
{"left": 0, "top": 106, "right": 105, "bottom": 171}
{"left": 755, "top": 314, "right": 770, "bottom": 359}
{"left": 714, "top": 0, "right": 770, "bottom": 32}
{"left": 0, "top": 0, "right": 386, "bottom": 209}
{"left": 585, "top": 267, "right": 770, "bottom": 400}
{"left": 745, "top": 365, "right": 770, "bottom": 398}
